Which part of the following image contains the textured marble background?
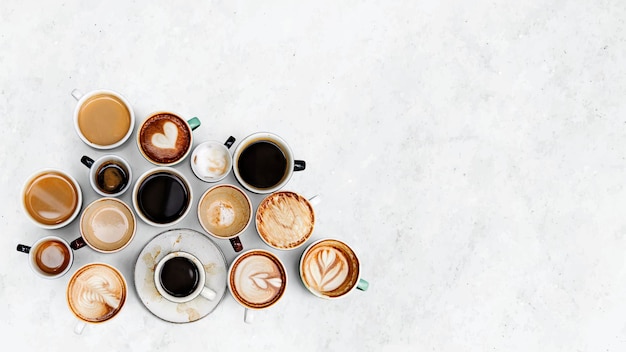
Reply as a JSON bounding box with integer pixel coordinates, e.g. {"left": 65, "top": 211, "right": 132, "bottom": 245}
{"left": 2, "top": 0, "right": 626, "bottom": 351}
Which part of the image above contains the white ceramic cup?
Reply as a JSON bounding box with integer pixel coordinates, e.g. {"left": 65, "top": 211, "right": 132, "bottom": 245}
{"left": 16, "top": 236, "right": 74, "bottom": 279}
{"left": 154, "top": 251, "right": 216, "bottom": 303}
{"left": 190, "top": 136, "right": 236, "bottom": 183}
{"left": 71, "top": 89, "right": 135, "bottom": 149}
{"left": 80, "top": 155, "right": 132, "bottom": 197}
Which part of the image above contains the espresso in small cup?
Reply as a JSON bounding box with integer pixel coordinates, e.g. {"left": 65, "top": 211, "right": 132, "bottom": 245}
{"left": 133, "top": 167, "right": 193, "bottom": 227}
{"left": 137, "top": 112, "right": 200, "bottom": 166}
{"left": 67, "top": 263, "right": 127, "bottom": 333}
{"left": 191, "top": 136, "right": 236, "bottom": 182}
{"left": 232, "top": 132, "right": 306, "bottom": 194}
{"left": 22, "top": 169, "right": 82, "bottom": 229}
{"left": 71, "top": 198, "right": 136, "bottom": 253}
{"left": 71, "top": 89, "right": 135, "bottom": 149}
{"left": 228, "top": 249, "right": 287, "bottom": 323}
{"left": 299, "top": 239, "right": 369, "bottom": 299}
{"left": 256, "top": 191, "right": 315, "bottom": 250}
{"left": 17, "top": 236, "right": 73, "bottom": 279}
{"left": 154, "top": 251, "right": 216, "bottom": 303}
{"left": 81, "top": 155, "right": 132, "bottom": 197}
{"left": 198, "top": 184, "right": 252, "bottom": 252}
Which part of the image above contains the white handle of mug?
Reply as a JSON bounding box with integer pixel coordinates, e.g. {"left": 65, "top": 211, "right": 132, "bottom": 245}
{"left": 71, "top": 89, "right": 83, "bottom": 101}
{"left": 308, "top": 194, "right": 321, "bottom": 207}
{"left": 244, "top": 308, "right": 254, "bottom": 324}
{"left": 200, "top": 286, "right": 217, "bottom": 301}
{"left": 74, "top": 320, "right": 86, "bottom": 335}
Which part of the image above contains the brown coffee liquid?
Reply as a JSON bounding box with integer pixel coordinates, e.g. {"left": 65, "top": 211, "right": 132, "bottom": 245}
{"left": 96, "top": 161, "right": 128, "bottom": 194}
{"left": 35, "top": 240, "right": 71, "bottom": 274}
{"left": 24, "top": 172, "right": 78, "bottom": 225}
{"left": 78, "top": 94, "right": 130, "bottom": 146}
{"left": 160, "top": 257, "right": 199, "bottom": 297}
{"left": 237, "top": 141, "right": 287, "bottom": 189}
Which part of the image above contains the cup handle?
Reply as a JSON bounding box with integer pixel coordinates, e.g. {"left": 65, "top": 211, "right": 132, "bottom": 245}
{"left": 308, "top": 194, "right": 321, "bottom": 207}
{"left": 187, "top": 117, "right": 201, "bottom": 131}
{"left": 244, "top": 308, "right": 254, "bottom": 324}
{"left": 357, "top": 278, "right": 369, "bottom": 291}
{"left": 81, "top": 155, "right": 94, "bottom": 168}
{"left": 294, "top": 160, "right": 306, "bottom": 171}
{"left": 74, "top": 320, "right": 86, "bottom": 334}
{"left": 16, "top": 244, "right": 31, "bottom": 253}
{"left": 224, "top": 136, "right": 236, "bottom": 149}
{"left": 70, "top": 237, "right": 87, "bottom": 250}
{"left": 71, "top": 89, "right": 83, "bottom": 101}
{"left": 229, "top": 236, "right": 243, "bottom": 252}
{"left": 200, "top": 286, "right": 217, "bottom": 301}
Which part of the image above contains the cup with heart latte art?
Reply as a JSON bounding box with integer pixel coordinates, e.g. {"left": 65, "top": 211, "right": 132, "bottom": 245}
{"left": 137, "top": 111, "right": 201, "bottom": 166}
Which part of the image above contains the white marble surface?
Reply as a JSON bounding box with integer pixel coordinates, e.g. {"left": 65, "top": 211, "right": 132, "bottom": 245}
{"left": 2, "top": 0, "right": 626, "bottom": 350}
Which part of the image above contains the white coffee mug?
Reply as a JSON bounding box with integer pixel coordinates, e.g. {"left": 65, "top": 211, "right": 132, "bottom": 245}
{"left": 154, "top": 251, "right": 216, "bottom": 303}
{"left": 80, "top": 155, "right": 132, "bottom": 197}
{"left": 17, "top": 236, "right": 74, "bottom": 279}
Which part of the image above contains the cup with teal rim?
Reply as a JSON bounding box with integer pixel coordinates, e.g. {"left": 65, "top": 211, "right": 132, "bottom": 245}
{"left": 137, "top": 111, "right": 201, "bottom": 166}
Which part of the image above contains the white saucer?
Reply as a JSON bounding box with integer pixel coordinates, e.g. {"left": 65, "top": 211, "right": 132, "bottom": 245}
{"left": 134, "top": 228, "right": 228, "bottom": 323}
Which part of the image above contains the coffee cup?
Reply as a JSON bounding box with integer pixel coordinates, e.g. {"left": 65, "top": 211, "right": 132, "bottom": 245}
{"left": 190, "top": 136, "right": 236, "bottom": 182}
{"left": 16, "top": 236, "right": 73, "bottom": 279}
{"left": 80, "top": 155, "right": 132, "bottom": 197}
{"left": 71, "top": 89, "right": 135, "bottom": 149}
{"left": 232, "top": 132, "right": 306, "bottom": 194}
{"left": 299, "top": 238, "right": 369, "bottom": 299}
{"left": 255, "top": 191, "right": 319, "bottom": 250}
{"left": 66, "top": 262, "right": 127, "bottom": 334}
{"left": 137, "top": 111, "right": 201, "bottom": 166}
{"left": 21, "top": 169, "right": 82, "bottom": 229}
{"left": 70, "top": 198, "right": 136, "bottom": 253}
{"left": 228, "top": 249, "right": 287, "bottom": 323}
{"left": 154, "top": 251, "right": 217, "bottom": 303}
{"left": 132, "top": 167, "right": 193, "bottom": 227}
{"left": 197, "top": 184, "right": 252, "bottom": 253}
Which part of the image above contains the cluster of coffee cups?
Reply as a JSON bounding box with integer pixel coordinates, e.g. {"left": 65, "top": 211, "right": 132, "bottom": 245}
{"left": 17, "top": 88, "right": 368, "bottom": 330}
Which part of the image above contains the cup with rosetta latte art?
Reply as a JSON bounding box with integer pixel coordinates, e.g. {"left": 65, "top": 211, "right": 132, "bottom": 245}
{"left": 66, "top": 263, "right": 127, "bottom": 334}
{"left": 299, "top": 238, "right": 369, "bottom": 299}
{"left": 227, "top": 249, "right": 287, "bottom": 323}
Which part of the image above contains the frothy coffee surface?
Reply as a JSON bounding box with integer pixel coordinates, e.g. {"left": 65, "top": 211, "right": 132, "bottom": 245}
{"left": 301, "top": 240, "right": 359, "bottom": 298}
{"left": 78, "top": 94, "right": 131, "bottom": 146}
{"left": 139, "top": 113, "right": 191, "bottom": 164}
{"left": 192, "top": 143, "right": 230, "bottom": 180}
{"left": 198, "top": 185, "right": 251, "bottom": 238}
{"left": 81, "top": 198, "right": 135, "bottom": 252}
{"left": 256, "top": 191, "right": 314, "bottom": 249}
{"left": 67, "top": 264, "right": 126, "bottom": 323}
{"left": 23, "top": 171, "right": 79, "bottom": 226}
{"left": 230, "top": 251, "right": 286, "bottom": 309}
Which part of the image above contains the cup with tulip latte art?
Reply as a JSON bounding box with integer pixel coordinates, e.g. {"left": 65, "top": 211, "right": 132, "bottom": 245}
{"left": 66, "top": 263, "right": 127, "bottom": 334}
{"left": 228, "top": 249, "right": 287, "bottom": 323}
{"left": 299, "top": 239, "right": 369, "bottom": 299}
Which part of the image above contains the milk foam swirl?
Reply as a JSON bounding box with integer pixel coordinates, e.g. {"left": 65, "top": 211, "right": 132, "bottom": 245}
{"left": 68, "top": 265, "right": 125, "bottom": 322}
{"left": 232, "top": 254, "right": 284, "bottom": 306}
{"left": 303, "top": 247, "right": 349, "bottom": 292}
{"left": 256, "top": 192, "right": 314, "bottom": 249}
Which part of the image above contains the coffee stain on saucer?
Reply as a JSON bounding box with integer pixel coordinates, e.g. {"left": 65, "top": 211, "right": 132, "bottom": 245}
{"left": 176, "top": 304, "right": 200, "bottom": 322}
{"left": 204, "top": 262, "right": 218, "bottom": 275}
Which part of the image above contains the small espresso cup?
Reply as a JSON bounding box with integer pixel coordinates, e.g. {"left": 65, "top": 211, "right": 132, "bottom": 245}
{"left": 228, "top": 249, "right": 288, "bottom": 323}
{"left": 80, "top": 155, "right": 132, "bottom": 197}
{"left": 255, "top": 191, "right": 319, "bottom": 250}
{"left": 17, "top": 236, "right": 73, "bottom": 279}
{"left": 154, "top": 251, "right": 217, "bottom": 303}
{"left": 71, "top": 198, "right": 136, "bottom": 253}
{"left": 132, "top": 167, "right": 193, "bottom": 227}
{"left": 197, "top": 184, "right": 252, "bottom": 253}
{"left": 190, "top": 136, "right": 236, "bottom": 182}
{"left": 21, "top": 169, "right": 82, "bottom": 229}
{"left": 67, "top": 262, "right": 127, "bottom": 334}
{"left": 137, "top": 111, "right": 201, "bottom": 166}
{"left": 299, "top": 238, "right": 369, "bottom": 299}
{"left": 232, "top": 132, "right": 306, "bottom": 194}
{"left": 71, "top": 89, "right": 135, "bottom": 149}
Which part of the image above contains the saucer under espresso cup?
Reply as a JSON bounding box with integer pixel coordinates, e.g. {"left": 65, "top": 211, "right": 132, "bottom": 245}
{"left": 70, "top": 198, "right": 136, "bottom": 253}
{"left": 21, "top": 168, "right": 82, "bottom": 229}
{"left": 228, "top": 249, "right": 287, "bottom": 323}
{"left": 81, "top": 155, "right": 132, "bottom": 197}
{"left": 16, "top": 236, "right": 73, "bottom": 279}
{"left": 299, "top": 238, "right": 369, "bottom": 299}
{"left": 232, "top": 132, "right": 306, "bottom": 194}
{"left": 191, "top": 136, "right": 236, "bottom": 183}
{"left": 66, "top": 262, "right": 127, "bottom": 334}
{"left": 137, "top": 111, "right": 201, "bottom": 166}
{"left": 71, "top": 89, "right": 135, "bottom": 149}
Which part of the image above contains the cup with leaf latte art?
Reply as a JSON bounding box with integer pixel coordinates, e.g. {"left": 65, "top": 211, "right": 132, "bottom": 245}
{"left": 299, "top": 239, "right": 369, "bottom": 299}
